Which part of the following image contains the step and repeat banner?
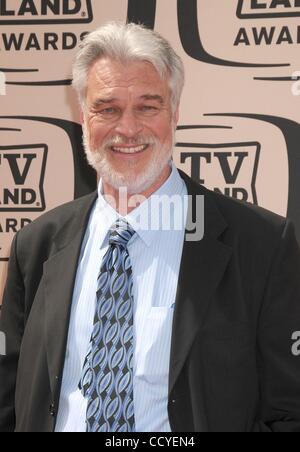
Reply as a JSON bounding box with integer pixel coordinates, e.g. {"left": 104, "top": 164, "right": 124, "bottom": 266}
{"left": 1, "top": 0, "right": 300, "bottom": 301}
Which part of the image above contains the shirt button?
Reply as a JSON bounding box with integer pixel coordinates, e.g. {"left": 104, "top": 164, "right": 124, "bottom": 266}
{"left": 49, "top": 403, "right": 56, "bottom": 417}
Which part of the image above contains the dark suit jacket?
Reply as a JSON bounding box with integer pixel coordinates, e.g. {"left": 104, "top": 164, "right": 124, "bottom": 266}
{"left": 0, "top": 170, "right": 300, "bottom": 432}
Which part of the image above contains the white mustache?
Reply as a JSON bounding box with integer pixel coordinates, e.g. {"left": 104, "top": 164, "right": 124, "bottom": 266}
{"left": 104, "top": 135, "right": 158, "bottom": 149}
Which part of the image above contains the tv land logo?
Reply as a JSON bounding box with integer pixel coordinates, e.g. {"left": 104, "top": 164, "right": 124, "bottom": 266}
{"left": 0, "top": 144, "right": 47, "bottom": 213}
{"left": 0, "top": 0, "right": 93, "bottom": 56}
{"left": 237, "top": 0, "right": 300, "bottom": 19}
{"left": 0, "top": 0, "right": 95, "bottom": 86}
{"left": 0, "top": 116, "right": 96, "bottom": 263}
{"left": 0, "top": 0, "right": 93, "bottom": 24}
{"left": 177, "top": 141, "right": 261, "bottom": 205}
{"left": 235, "top": 0, "right": 300, "bottom": 46}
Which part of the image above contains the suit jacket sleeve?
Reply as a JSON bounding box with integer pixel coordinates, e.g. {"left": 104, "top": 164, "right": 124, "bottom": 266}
{"left": 256, "top": 219, "right": 300, "bottom": 432}
{"left": 0, "top": 233, "right": 25, "bottom": 432}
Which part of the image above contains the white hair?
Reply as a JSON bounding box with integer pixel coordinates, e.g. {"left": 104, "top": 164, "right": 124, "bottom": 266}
{"left": 72, "top": 22, "right": 185, "bottom": 112}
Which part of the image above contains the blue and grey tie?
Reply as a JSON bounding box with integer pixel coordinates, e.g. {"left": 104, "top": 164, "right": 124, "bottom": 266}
{"left": 79, "top": 218, "right": 136, "bottom": 432}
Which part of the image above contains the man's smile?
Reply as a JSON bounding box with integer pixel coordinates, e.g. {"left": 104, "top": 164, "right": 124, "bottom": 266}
{"left": 110, "top": 144, "right": 150, "bottom": 155}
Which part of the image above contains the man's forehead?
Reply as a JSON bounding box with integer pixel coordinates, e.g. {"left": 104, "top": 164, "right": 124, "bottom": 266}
{"left": 87, "top": 60, "right": 171, "bottom": 106}
{"left": 88, "top": 58, "right": 168, "bottom": 89}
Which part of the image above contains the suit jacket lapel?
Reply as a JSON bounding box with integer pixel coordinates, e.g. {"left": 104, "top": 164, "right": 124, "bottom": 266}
{"left": 44, "top": 192, "right": 97, "bottom": 399}
{"left": 169, "top": 172, "right": 233, "bottom": 394}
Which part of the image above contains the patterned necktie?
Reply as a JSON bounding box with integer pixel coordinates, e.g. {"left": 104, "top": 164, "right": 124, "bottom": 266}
{"left": 79, "top": 218, "right": 136, "bottom": 432}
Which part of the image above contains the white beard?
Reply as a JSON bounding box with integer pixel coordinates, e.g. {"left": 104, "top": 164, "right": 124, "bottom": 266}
{"left": 82, "top": 124, "right": 174, "bottom": 195}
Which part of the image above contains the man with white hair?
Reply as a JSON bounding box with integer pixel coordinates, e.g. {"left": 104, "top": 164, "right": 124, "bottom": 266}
{"left": 0, "top": 22, "right": 300, "bottom": 433}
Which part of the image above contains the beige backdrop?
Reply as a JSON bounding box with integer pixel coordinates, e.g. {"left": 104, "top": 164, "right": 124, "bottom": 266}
{"left": 1, "top": 0, "right": 300, "bottom": 302}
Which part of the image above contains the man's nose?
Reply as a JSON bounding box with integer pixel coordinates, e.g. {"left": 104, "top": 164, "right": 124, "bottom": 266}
{"left": 114, "top": 110, "right": 143, "bottom": 138}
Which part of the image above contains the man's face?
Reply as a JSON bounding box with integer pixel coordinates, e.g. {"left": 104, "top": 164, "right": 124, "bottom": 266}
{"left": 83, "top": 58, "right": 178, "bottom": 194}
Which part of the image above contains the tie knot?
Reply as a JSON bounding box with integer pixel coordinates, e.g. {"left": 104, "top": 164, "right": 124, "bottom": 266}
{"left": 109, "top": 219, "right": 136, "bottom": 248}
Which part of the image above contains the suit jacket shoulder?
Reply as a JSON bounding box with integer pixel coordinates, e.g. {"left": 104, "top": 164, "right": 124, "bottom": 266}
{"left": 179, "top": 169, "right": 287, "bottom": 249}
{"left": 16, "top": 191, "right": 97, "bottom": 247}
{"left": 15, "top": 191, "right": 96, "bottom": 263}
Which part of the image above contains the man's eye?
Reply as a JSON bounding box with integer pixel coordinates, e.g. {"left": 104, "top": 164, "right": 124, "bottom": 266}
{"left": 101, "top": 108, "right": 118, "bottom": 115}
{"left": 140, "top": 106, "right": 159, "bottom": 114}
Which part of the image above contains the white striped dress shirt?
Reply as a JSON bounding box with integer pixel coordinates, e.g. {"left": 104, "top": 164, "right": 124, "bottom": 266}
{"left": 55, "top": 162, "right": 188, "bottom": 432}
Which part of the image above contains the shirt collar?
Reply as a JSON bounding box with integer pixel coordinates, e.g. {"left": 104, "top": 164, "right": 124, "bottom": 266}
{"left": 95, "top": 161, "right": 186, "bottom": 248}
